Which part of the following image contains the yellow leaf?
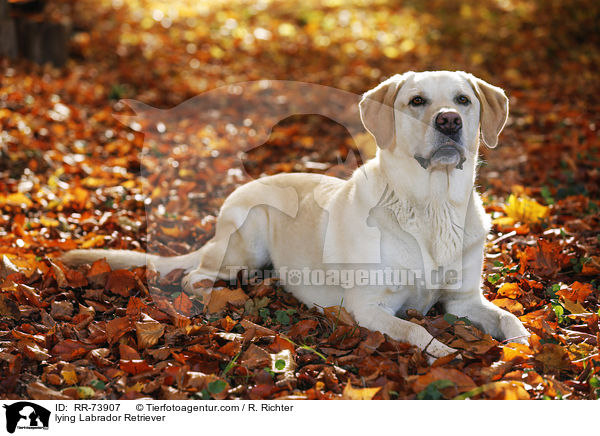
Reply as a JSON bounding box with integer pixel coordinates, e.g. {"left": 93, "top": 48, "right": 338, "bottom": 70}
{"left": 342, "top": 382, "right": 380, "bottom": 400}
{"left": 0, "top": 192, "right": 33, "bottom": 208}
{"left": 492, "top": 298, "right": 524, "bottom": 316}
{"left": 483, "top": 381, "right": 530, "bottom": 400}
{"left": 40, "top": 216, "right": 59, "bottom": 227}
{"left": 80, "top": 234, "right": 106, "bottom": 249}
{"left": 561, "top": 298, "right": 587, "bottom": 315}
{"left": 504, "top": 194, "right": 548, "bottom": 224}
{"left": 60, "top": 369, "right": 78, "bottom": 385}
{"left": 492, "top": 216, "right": 516, "bottom": 228}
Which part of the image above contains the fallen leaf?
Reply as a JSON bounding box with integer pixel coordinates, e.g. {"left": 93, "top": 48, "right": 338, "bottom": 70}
{"left": 322, "top": 305, "right": 356, "bottom": 326}
{"left": 504, "top": 194, "right": 548, "bottom": 224}
{"left": 105, "top": 269, "right": 137, "bottom": 297}
{"left": 412, "top": 367, "right": 476, "bottom": 396}
{"left": 492, "top": 298, "right": 525, "bottom": 316}
{"left": 534, "top": 343, "right": 572, "bottom": 373}
{"left": 557, "top": 281, "right": 593, "bottom": 304}
{"left": 135, "top": 320, "right": 165, "bottom": 349}
{"left": 27, "top": 381, "right": 71, "bottom": 400}
{"left": 342, "top": 382, "right": 381, "bottom": 400}
{"left": 288, "top": 319, "right": 319, "bottom": 339}
{"left": 207, "top": 288, "right": 249, "bottom": 313}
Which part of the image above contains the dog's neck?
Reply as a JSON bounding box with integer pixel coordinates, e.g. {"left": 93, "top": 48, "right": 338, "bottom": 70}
{"left": 367, "top": 147, "right": 478, "bottom": 265}
{"left": 376, "top": 148, "right": 477, "bottom": 208}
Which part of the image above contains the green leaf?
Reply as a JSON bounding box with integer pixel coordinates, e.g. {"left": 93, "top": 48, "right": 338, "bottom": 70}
{"left": 458, "top": 316, "right": 472, "bottom": 326}
{"left": 546, "top": 284, "right": 561, "bottom": 298}
{"left": 76, "top": 386, "right": 95, "bottom": 399}
{"left": 541, "top": 186, "right": 554, "bottom": 205}
{"left": 493, "top": 260, "right": 504, "bottom": 267}
{"left": 416, "top": 380, "right": 455, "bottom": 400}
{"left": 274, "top": 359, "right": 286, "bottom": 370}
{"left": 488, "top": 273, "right": 501, "bottom": 284}
{"left": 443, "top": 313, "right": 458, "bottom": 325}
{"left": 89, "top": 380, "right": 105, "bottom": 390}
{"left": 258, "top": 307, "right": 271, "bottom": 323}
{"left": 275, "top": 310, "right": 291, "bottom": 325}
{"left": 452, "top": 385, "right": 485, "bottom": 400}
{"left": 207, "top": 380, "right": 227, "bottom": 394}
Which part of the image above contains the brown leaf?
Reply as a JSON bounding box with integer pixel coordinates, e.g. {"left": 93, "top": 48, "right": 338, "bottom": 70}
{"left": 534, "top": 343, "right": 572, "bottom": 373}
{"left": 51, "top": 300, "right": 74, "bottom": 320}
{"left": 27, "top": 381, "right": 71, "bottom": 400}
{"left": 87, "top": 258, "right": 111, "bottom": 287}
{"left": 266, "top": 335, "right": 295, "bottom": 354}
{"left": 173, "top": 291, "right": 193, "bottom": 316}
{"left": 206, "top": 288, "right": 249, "bottom": 313}
{"left": 240, "top": 319, "right": 276, "bottom": 337}
{"left": 16, "top": 284, "right": 47, "bottom": 308}
{"left": 412, "top": 367, "right": 476, "bottom": 396}
{"left": 106, "top": 269, "right": 137, "bottom": 297}
{"left": 218, "top": 341, "right": 242, "bottom": 357}
{"left": 556, "top": 281, "right": 593, "bottom": 304}
{"left": 519, "top": 240, "right": 568, "bottom": 278}
{"left": 106, "top": 317, "right": 133, "bottom": 344}
{"left": 323, "top": 305, "right": 356, "bottom": 326}
{"left": 51, "top": 339, "right": 91, "bottom": 361}
{"left": 49, "top": 261, "right": 68, "bottom": 288}
{"left": 0, "top": 293, "right": 20, "bottom": 319}
{"left": 240, "top": 344, "right": 271, "bottom": 369}
{"left": 0, "top": 255, "right": 19, "bottom": 279}
{"left": 119, "top": 343, "right": 141, "bottom": 360}
{"left": 120, "top": 359, "right": 154, "bottom": 375}
{"left": 288, "top": 319, "right": 319, "bottom": 339}
{"left": 136, "top": 320, "right": 165, "bottom": 349}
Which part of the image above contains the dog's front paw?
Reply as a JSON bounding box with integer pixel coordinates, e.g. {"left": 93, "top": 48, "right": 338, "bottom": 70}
{"left": 499, "top": 313, "right": 530, "bottom": 345}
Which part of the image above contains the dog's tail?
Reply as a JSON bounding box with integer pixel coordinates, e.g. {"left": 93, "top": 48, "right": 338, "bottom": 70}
{"left": 61, "top": 249, "right": 201, "bottom": 276}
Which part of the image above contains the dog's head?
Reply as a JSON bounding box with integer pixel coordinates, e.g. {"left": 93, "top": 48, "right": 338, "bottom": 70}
{"left": 359, "top": 71, "right": 508, "bottom": 170}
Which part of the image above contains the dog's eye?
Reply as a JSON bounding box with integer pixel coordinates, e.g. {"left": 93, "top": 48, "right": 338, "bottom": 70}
{"left": 456, "top": 95, "right": 470, "bottom": 105}
{"left": 409, "top": 96, "right": 426, "bottom": 106}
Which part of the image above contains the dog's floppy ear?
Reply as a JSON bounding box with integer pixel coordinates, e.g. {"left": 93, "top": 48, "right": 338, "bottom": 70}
{"left": 461, "top": 72, "right": 509, "bottom": 148}
{"left": 359, "top": 72, "right": 411, "bottom": 149}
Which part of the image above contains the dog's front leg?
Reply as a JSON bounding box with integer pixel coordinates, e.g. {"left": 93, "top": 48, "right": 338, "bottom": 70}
{"left": 345, "top": 289, "right": 457, "bottom": 361}
{"left": 441, "top": 245, "right": 530, "bottom": 344}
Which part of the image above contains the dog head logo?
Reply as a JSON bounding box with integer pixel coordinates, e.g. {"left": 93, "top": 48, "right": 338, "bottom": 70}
{"left": 3, "top": 402, "right": 50, "bottom": 433}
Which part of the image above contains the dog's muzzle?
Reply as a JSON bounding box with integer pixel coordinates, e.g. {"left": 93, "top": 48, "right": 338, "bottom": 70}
{"left": 414, "top": 110, "right": 466, "bottom": 170}
{"left": 414, "top": 143, "right": 466, "bottom": 170}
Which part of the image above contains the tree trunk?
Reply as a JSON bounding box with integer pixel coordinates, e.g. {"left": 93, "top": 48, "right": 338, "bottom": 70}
{"left": 0, "top": 0, "right": 70, "bottom": 67}
{"left": 0, "top": 0, "right": 18, "bottom": 59}
{"left": 17, "top": 16, "right": 70, "bottom": 67}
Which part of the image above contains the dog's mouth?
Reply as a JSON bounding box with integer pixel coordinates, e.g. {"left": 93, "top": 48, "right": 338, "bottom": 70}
{"left": 414, "top": 142, "right": 466, "bottom": 170}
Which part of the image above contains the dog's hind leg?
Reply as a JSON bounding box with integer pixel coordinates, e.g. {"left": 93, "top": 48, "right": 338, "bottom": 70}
{"left": 182, "top": 205, "right": 271, "bottom": 294}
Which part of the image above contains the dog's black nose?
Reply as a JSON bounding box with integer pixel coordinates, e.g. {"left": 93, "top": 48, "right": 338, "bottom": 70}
{"left": 435, "top": 111, "right": 462, "bottom": 135}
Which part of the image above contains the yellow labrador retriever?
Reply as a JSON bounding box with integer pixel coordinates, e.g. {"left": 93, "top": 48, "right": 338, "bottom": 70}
{"left": 64, "top": 71, "right": 530, "bottom": 359}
